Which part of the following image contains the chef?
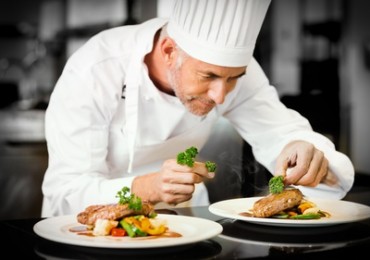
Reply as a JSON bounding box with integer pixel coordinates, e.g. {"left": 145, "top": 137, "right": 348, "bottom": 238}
{"left": 41, "top": 0, "right": 354, "bottom": 217}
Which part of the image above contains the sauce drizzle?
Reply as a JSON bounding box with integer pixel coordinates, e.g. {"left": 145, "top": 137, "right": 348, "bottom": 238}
{"left": 69, "top": 226, "right": 182, "bottom": 239}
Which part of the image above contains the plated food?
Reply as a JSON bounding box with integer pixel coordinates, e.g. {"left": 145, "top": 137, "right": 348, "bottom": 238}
{"left": 245, "top": 175, "right": 329, "bottom": 220}
{"left": 252, "top": 188, "right": 304, "bottom": 218}
{"left": 75, "top": 186, "right": 171, "bottom": 238}
{"left": 250, "top": 188, "right": 330, "bottom": 220}
{"left": 33, "top": 214, "right": 223, "bottom": 248}
{"left": 75, "top": 201, "right": 171, "bottom": 238}
{"left": 208, "top": 174, "right": 367, "bottom": 227}
{"left": 209, "top": 197, "right": 370, "bottom": 227}
{"left": 34, "top": 185, "right": 223, "bottom": 247}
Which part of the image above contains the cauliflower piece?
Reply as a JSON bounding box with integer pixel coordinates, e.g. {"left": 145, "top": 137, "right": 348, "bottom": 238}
{"left": 303, "top": 207, "right": 320, "bottom": 215}
{"left": 93, "top": 219, "right": 118, "bottom": 236}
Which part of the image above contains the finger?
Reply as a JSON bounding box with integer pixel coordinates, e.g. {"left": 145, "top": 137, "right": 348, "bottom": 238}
{"left": 161, "top": 183, "right": 194, "bottom": 204}
{"left": 162, "top": 182, "right": 195, "bottom": 194}
{"left": 274, "top": 158, "right": 289, "bottom": 177}
{"left": 313, "top": 157, "right": 329, "bottom": 186}
{"left": 274, "top": 156, "right": 290, "bottom": 178}
{"left": 168, "top": 193, "right": 193, "bottom": 205}
{"left": 294, "top": 150, "right": 325, "bottom": 186}
{"left": 178, "top": 171, "right": 204, "bottom": 184}
{"left": 284, "top": 152, "right": 312, "bottom": 184}
{"left": 163, "top": 167, "right": 204, "bottom": 186}
{"left": 288, "top": 153, "right": 298, "bottom": 167}
{"left": 163, "top": 159, "right": 193, "bottom": 173}
{"left": 193, "top": 162, "right": 215, "bottom": 178}
{"left": 162, "top": 192, "right": 193, "bottom": 205}
{"left": 321, "top": 169, "right": 338, "bottom": 186}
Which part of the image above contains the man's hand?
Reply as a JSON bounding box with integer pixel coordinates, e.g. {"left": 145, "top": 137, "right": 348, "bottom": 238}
{"left": 131, "top": 159, "right": 215, "bottom": 205}
{"left": 274, "top": 140, "right": 336, "bottom": 187}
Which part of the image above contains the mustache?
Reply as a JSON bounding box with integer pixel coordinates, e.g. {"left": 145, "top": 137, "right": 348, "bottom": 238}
{"left": 187, "top": 96, "right": 215, "bottom": 105}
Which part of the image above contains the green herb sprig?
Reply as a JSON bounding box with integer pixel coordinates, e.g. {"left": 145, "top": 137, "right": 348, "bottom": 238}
{"left": 205, "top": 161, "right": 217, "bottom": 172}
{"left": 177, "top": 146, "right": 217, "bottom": 172}
{"left": 116, "top": 186, "right": 142, "bottom": 211}
{"left": 177, "top": 146, "right": 198, "bottom": 167}
{"left": 268, "top": 175, "right": 285, "bottom": 194}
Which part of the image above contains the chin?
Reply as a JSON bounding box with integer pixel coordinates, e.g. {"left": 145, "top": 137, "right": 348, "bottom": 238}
{"left": 188, "top": 107, "right": 213, "bottom": 117}
{"left": 183, "top": 99, "right": 215, "bottom": 116}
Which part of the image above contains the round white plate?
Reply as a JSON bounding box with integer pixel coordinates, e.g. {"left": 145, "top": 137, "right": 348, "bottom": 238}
{"left": 34, "top": 214, "right": 223, "bottom": 248}
{"left": 209, "top": 197, "right": 370, "bottom": 227}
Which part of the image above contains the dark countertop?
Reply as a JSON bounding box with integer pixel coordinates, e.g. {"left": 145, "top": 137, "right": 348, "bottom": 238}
{"left": 1, "top": 201, "right": 370, "bottom": 259}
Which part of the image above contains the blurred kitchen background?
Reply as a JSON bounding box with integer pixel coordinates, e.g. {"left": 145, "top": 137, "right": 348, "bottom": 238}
{"left": 0, "top": 0, "right": 369, "bottom": 219}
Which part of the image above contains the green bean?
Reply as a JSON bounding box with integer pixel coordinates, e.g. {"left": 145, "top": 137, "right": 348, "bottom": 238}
{"left": 290, "top": 213, "right": 321, "bottom": 219}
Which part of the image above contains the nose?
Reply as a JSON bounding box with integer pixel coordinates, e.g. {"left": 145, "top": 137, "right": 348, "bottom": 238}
{"left": 207, "top": 80, "right": 227, "bottom": 104}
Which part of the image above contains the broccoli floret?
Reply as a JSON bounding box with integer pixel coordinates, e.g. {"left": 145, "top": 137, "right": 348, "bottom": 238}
{"left": 269, "top": 175, "right": 285, "bottom": 194}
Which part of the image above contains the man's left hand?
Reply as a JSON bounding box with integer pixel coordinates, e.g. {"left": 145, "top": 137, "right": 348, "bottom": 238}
{"left": 274, "top": 140, "right": 331, "bottom": 187}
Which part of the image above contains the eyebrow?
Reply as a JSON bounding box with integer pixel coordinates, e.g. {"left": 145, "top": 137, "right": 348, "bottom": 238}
{"left": 233, "top": 71, "right": 246, "bottom": 78}
{"left": 202, "top": 71, "right": 246, "bottom": 79}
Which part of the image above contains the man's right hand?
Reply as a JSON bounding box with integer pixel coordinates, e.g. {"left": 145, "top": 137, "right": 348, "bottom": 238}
{"left": 131, "top": 159, "right": 215, "bottom": 205}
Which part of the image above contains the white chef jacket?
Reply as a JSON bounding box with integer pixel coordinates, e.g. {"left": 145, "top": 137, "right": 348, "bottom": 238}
{"left": 41, "top": 18, "right": 354, "bottom": 217}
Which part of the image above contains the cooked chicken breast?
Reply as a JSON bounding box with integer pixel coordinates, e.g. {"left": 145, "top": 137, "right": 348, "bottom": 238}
{"left": 252, "top": 188, "right": 303, "bottom": 218}
{"left": 77, "top": 202, "right": 155, "bottom": 226}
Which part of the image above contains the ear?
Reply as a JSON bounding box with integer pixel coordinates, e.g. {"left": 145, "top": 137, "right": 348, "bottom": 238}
{"left": 160, "top": 37, "right": 177, "bottom": 66}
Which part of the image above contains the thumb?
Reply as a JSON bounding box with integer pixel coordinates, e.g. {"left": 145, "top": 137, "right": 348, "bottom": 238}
{"left": 193, "top": 162, "right": 214, "bottom": 179}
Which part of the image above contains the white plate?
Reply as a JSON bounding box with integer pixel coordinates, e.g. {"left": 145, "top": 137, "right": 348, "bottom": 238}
{"left": 209, "top": 197, "right": 370, "bottom": 227}
{"left": 33, "top": 214, "right": 223, "bottom": 248}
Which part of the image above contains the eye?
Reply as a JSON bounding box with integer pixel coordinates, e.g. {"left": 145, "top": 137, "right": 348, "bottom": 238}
{"left": 227, "top": 77, "right": 237, "bottom": 82}
{"left": 203, "top": 74, "right": 217, "bottom": 79}
{"left": 226, "top": 76, "right": 239, "bottom": 83}
{"left": 199, "top": 74, "right": 217, "bottom": 81}
{"left": 227, "top": 73, "right": 245, "bottom": 83}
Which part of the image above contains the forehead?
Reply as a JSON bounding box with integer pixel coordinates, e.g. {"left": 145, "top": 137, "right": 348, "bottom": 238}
{"left": 185, "top": 56, "right": 247, "bottom": 76}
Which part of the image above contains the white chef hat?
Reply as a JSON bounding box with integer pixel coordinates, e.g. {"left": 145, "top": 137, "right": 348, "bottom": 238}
{"left": 167, "top": 0, "right": 271, "bottom": 67}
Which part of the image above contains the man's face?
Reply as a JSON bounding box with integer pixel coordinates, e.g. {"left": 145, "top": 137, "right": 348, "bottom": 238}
{"left": 167, "top": 56, "right": 246, "bottom": 117}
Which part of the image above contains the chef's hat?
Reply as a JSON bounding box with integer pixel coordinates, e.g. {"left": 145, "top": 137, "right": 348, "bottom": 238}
{"left": 167, "top": 0, "right": 271, "bottom": 67}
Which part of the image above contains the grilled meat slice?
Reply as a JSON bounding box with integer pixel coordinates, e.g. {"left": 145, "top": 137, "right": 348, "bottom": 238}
{"left": 77, "top": 202, "right": 155, "bottom": 226}
{"left": 252, "top": 188, "right": 303, "bottom": 218}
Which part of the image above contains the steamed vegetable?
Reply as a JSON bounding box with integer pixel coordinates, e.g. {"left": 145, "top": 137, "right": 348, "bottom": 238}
{"left": 177, "top": 146, "right": 217, "bottom": 172}
{"left": 290, "top": 213, "right": 322, "bottom": 219}
{"left": 268, "top": 175, "right": 285, "bottom": 194}
{"left": 120, "top": 215, "right": 167, "bottom": 237}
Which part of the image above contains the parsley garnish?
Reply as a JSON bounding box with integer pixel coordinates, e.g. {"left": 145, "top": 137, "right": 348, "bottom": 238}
{"left": 268, "top": 175, "right": 285, "bottom": 194}
{"left": 177, "top": 146, "right": 198, "bottom": 167}
{"left": 205, "top": 161, "right": 217, "bottom": 172}
{"left": 116, "top": 186, "right": 143, "bottom": 210}
{"left": 177, "top": 146, "right": 217, "bottom": 172}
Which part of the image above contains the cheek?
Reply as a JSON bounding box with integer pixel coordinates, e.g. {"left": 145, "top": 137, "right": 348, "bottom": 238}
{"left": 222, "top": 80, "right": 238, "bottom": 95}
{"left": 190, "top": 81, "right": 209, "bottom": 95}
{"left": 226, "top": 84, "right": 237, "bottom": 94}
{"left": 179, "top": 73, "right": 208, "bottom": 95}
